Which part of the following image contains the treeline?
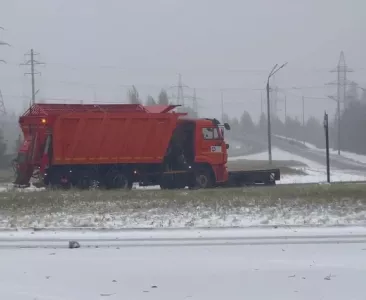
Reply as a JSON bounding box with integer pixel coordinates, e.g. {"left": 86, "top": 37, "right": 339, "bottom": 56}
{"left": 0, "top": 115, "right": 23, "bottom": 168}
{"left": 335, "top": 101, "right": 366, "bottom": 154}
{"left": 224, "top": 100, "right": 366, "bottom": 155}
{"left": 224, "top": 112, "right": 326, "bottom": 149}
{"left": 127, "top": 85, "right": 198, "bottom": 118}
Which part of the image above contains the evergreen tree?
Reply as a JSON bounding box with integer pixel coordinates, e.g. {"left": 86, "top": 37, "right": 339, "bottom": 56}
{"left": 222, "top": 113, "right": 230, "bottom": 123}
{"left": 240, "top": 111, "right": 255, "bottom": 133}
{"left": 177, "top": 106, "right": 198, "bottom": 118}
{"left": 146, "top": 95, "right": 156, "bottom": 105}
{"left": 361, "top": 90, "right": 366, "bottom": 105}
{"left": 257, "top": 112, "right": 267, "bottom": 134}
{"left": 128, "top": 85, "right": 141, "bottom": 104}
{"left": 0, "top": 128, "right": 6, "bottom": 164}
{"left": 345, "top": 81, "right": 359, "bottom": 107}
{"left": 158, "top": 89, "right": 169, "bottom": 105}
{"left": 272, "top": 116, "right": 285, "bottom": 136}
{"left": 304, "top": 117, "right": 324, "bottom": 147}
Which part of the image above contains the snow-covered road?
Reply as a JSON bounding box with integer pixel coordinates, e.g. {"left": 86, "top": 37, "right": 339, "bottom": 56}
{"left": 1, "top": 227, "right": 366, "bottom": 299}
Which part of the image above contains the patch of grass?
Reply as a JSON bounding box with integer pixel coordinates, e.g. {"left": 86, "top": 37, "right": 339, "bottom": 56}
{"left": 0, "top": 183, "right": 365, "bottom": 214}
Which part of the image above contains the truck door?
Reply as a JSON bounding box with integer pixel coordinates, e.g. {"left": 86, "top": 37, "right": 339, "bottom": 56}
{"left": 200, "top": 127, "right": 225, "bottom": 164}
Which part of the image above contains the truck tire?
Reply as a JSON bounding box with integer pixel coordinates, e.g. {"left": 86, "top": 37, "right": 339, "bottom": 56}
{"left": 194, "top": 170, "right": 213, "bottom": 189}
{"left": 108, "top": 172, "right": 132, "bottom": 190}
{"left": 78, "top": 176, "right": 91, "bottom": 190}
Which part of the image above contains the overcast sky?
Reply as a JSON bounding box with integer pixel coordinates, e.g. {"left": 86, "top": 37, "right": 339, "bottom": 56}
{"left": 0, "top": 0, "right": 365, "bottom": 121}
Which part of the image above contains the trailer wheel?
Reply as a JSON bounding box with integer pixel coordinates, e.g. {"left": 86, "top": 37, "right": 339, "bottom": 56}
{"left": 111, "top": 172, "right": 132, "bottom": 190}
{"left": 194, "top": 170, "right": 213, "bottom": 189}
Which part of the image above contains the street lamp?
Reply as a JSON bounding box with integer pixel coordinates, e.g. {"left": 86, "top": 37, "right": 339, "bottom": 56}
{"left": 266, "top": 62, "right": 288, "bottom": 164}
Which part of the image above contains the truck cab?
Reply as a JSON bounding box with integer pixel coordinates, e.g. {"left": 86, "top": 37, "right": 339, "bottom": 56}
{"left": 163, "top": 117, "right": 230, "bottom": 189}
{"left": 194, "top": 118, "right": 230, "bottom": 184}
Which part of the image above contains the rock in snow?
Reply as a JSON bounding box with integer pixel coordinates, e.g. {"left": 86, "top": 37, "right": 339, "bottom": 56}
{"left": 69, "top": 241, "right": 80, "bottom": 249}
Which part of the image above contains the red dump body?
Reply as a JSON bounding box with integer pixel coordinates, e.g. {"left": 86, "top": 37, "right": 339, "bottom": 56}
{"left": 15, "top": 103, "right": 185, "bottom": 185}
{"left": 52, "top": 110, "right": 182, "bottom": 165}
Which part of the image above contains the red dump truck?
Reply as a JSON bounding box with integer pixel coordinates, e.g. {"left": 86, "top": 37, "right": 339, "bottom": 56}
{"left": 13, "top": 103, "right": 280, "bottom": 189}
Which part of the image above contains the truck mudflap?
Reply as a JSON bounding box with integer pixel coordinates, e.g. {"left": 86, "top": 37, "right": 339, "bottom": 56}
{"left": 226, "top": 168, "right": 280, "bottom": 187}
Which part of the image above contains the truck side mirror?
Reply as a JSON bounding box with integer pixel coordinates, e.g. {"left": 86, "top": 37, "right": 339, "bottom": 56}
{"left": 224, "top": 123, "right": 231, "bottom": 130}
{"left": 226, "top": 144, "right": 229, "bottom": 149}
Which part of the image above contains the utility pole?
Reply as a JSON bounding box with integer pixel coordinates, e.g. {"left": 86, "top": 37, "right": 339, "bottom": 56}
{"left": 178, "top": 88, "right": 204, "bottom": 118}
{"left": 21, "top": 49, "right": 45, "bottom": 105}
{"left": 284, "top": 95, "right": 287, "bottom": 137}
{"left": 284, "top": 95, "right": 287, "bottom": 122}
{"left": 326, "top": 51, "right": 353, "bottom": 155}
{"left": 302, "top": 96, "right": 305, "bottom": 144}
{"left": 177, "top": 73, "right": 182, "bottom": 105}
{"left": 177, "top": 73, "right": 185, "bottom": 106}
{"left": 221, "top": 89, "right": 224, "bottom": 122}
{"left": 323, "top": 111, "right": 330, "bottom": 183}
{"left": 170, "top": 73, "right": 189, "bottom": 106}
{"left": 0, "top": 26, "right": 10, "bottom": 121}
{"left": 266, "top": 62, "right": 288, "bottom": 164}
{"left": 260, "top": 91, "right": 263, "bottom": 115}
{"left": 193, "top": 88, "right": 198, "bottom": 116}
{"left": 302, "top": 96, "right": 305, "bottom": 127}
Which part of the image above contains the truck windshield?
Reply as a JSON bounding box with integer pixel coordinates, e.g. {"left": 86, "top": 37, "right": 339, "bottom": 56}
{"left": 202, "top": 127, "right": 222, "bottom": 140}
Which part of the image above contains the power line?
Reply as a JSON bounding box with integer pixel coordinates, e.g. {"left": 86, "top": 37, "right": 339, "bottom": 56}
{"left": 20, "top": 49, "right": 45, "bottom": 105}
{"left": 326, "top": 51, "right": 353, "bottom": 155}
{"left": 4, "top": 59, "right": 366, "bottom": 73}
{"left": 169, "top": 73, "right": 190, "bottom": 105}
{"left": 0, "top": 26, "right": 10, "bottom": 120}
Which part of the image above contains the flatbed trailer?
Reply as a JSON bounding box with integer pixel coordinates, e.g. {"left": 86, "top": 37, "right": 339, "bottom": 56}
{"left": 226, "top": 169, "right": 280, "bottom": 187}
{"left": 13, "top": 103, "right": 281, "bottom": 189}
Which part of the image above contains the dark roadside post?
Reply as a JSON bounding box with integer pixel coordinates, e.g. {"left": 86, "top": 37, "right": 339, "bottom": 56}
{"left": 323, "top": 111, "right": 330, "bottom": 183}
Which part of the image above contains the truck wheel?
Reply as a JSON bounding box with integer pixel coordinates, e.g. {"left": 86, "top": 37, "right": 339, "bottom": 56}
{"left": 78, "top": 177, "right": 90, "bottom": 190}
{"left": 265, "top": 180, "right": 276, "bottom": 186}
{"left": 110, "top": 172, "right": 132, "bottom": 190}
{"left": 194, "top": 170, "right": 213, "bottom": 189}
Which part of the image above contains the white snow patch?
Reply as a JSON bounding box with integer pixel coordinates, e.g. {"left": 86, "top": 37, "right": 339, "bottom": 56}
{"left": 275, "top": 134, "right": 366, "bottom": 165}
{"left": 0, "top": 227, "right": 365, "bottom": 300}
{"left": 0, "top": 183, "right": 45, "bottom": 193}
{"left": 229, "top": 147, "right": 366, "bottom": 184}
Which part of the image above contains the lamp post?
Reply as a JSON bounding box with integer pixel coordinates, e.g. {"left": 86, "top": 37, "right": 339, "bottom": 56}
{"left": 266, "top": 62, "right": 288, "bottom": 164}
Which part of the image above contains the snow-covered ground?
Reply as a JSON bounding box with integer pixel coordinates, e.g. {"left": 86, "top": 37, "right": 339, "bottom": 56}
{"left": 275, "top": 134, "right": 366, "bottom": 165}
{"left": 229, "top": 147, "right": 366, "bottom": 184}
{"left": 1, "top": 146, "right": 366, "bottom": 230}
{"left": 1, "top": 227, "right": 365, "bottom": 300}
{"left": 2, "top": 193, "right": 366, "bottom": 229}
